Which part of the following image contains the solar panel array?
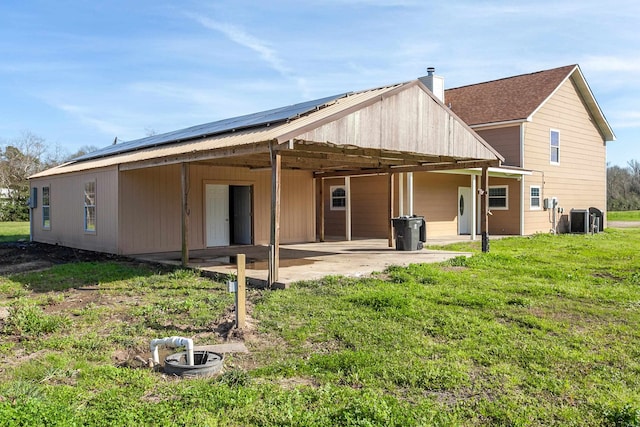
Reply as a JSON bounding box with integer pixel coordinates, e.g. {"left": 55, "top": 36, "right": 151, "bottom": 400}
{"left": 73, "top": 93, "right": 348, "bottom": 162}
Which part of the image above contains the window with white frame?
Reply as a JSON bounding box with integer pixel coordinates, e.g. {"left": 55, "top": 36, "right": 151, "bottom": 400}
{"left": 84, "top": 181, "right": 96, "bottom": 232}
{"left": 42, "top": 186, "right": 50, "bottom": 229}
{"left": 330, "top": 185, "right": 346, "bottom": 210}
{"left": 550, "top": 130, "right": 560, "bottom": 164}
{"left": 488, "top": 186, "right": 508, "bottom": 210}
{"left": 530, "top": 186, "right": 541, "bottom": 210}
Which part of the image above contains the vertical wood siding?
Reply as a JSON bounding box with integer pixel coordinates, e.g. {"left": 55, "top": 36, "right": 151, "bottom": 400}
{"left": 31, "top": 167, "right": 119, "bottom": 253}
{"left": 522, "top": 77, "right": 607, "bottom": 234}
{"left": 119, "top": 165, "right": 315, "bottom": 254}
{"left": 296, "top": 86, "right": 497, "bottom": 159}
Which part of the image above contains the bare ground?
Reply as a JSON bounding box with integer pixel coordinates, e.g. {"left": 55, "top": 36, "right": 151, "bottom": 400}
{"left": 0, "top": 241, "right": 271, "bottom": 371}
{"left": 0, "top": 241, "right": 128, "bottom": 275}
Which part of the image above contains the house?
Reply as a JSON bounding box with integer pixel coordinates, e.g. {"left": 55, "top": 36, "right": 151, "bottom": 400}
{"left": 29, "top": 64, "right": 614, "bottom": 285}
{"left": 322, "top": 65, "right": 615, "bottom": 239}
{"left": 28, "top": 79, "right": 502, "bottom": 285}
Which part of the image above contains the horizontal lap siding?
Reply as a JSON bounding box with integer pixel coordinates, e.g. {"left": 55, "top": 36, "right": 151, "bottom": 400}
{"left": 31, "top": 167, "right": 119, "bottom": 253}
{"left": 119, "top": 165, "right": 315, "bottom": 254}
{"left": 487, "top": 177, "right": 521, "bottom": 235}
{"left": 413, "top": 172, "right": 467, "bottom": 237}
{"left": 523, "top": 78, "right": 607, "bottom": 234}
{"left": 476, "top": 126, "right": 521, "bottom": 167}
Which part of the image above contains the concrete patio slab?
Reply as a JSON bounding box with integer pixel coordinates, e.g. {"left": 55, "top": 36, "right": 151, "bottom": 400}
{"left": 134, "top": 237, "right": 478, "bottom": 288}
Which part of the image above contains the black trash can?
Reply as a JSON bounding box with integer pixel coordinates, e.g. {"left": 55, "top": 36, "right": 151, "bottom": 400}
{"left": 392, "top": 215, "right": 425, "bottom": 251}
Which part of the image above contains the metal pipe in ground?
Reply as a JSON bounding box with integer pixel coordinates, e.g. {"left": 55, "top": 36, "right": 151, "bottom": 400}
{"left": 236, "top": 254, "right": 246, "bottom": 329}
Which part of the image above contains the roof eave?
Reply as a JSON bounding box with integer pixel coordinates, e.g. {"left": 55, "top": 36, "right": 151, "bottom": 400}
{"left": 527, "top": 65, "right": 615, "bottom": 142}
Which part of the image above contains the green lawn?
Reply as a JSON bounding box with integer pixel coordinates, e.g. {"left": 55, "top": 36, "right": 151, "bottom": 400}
{"left": 0, "top": 221, "right": 29, "bottom": 242}
{"left": 608, "top": 210, "right": 640, "bottom": 221}
{"left": 1, "top": 230, "right": 640, "bottom": 426}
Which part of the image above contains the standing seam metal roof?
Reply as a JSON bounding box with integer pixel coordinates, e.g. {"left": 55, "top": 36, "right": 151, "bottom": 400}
{"left": 72, "top": 93, "right": 350, "bottom": 162}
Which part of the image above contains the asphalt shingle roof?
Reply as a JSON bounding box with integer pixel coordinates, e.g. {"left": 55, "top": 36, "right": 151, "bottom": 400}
{"left": 444, "top": 65, "right": 576, "bottom": 126}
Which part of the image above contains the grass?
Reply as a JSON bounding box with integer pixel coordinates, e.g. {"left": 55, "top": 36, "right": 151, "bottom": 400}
{"left": 608, "top": 210, "right": 640, "bottom": 221}
{"left": 0, "top": 221, "right": 29, "bottom": 242}
{"left": 1, "top": 229, "right": 640, "bottom": 425}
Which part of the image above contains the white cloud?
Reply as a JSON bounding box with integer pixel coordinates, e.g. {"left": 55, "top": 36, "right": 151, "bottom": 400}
{"left": 184, "top": 13, "right": 311, "bottom": 97}
{"left": 55, "top": 103, "right": 130, "bottom": 138}
{"left": 582, "top": 56, "right": 640, "bottom": 73}
{"left": 611, "top": 110, "right": 640, "bottom": 129}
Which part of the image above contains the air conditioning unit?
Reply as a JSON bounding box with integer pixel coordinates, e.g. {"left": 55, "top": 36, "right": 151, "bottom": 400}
{"left": 570, "top": 209, "right": 589, "bottom": 233}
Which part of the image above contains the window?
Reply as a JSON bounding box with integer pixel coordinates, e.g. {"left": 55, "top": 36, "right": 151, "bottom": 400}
{"left": 488, "top": 186, "right": 508, "bottom": 210}
{"left": 530, "top": 186, "right": 541, "bottom": 210}
{"left": 550, "top": 130, "right": 560, "bottom": 164}
{"left": 84, "top": 181, "right": 96, "bottom": 232}
{"left": 42, "top": 186, "right": 50, "bottom": 229}
{"left": 330, "top": 186, "right": 346, "bottom": 210}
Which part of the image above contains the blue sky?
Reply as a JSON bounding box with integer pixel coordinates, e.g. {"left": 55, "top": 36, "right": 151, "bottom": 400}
{"left": 0, "top": 0, "right": 638, "bottom": 166}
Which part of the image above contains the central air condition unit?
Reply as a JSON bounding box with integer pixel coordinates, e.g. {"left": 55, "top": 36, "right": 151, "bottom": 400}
{"left": 570, "top": 209, "right": 589, "bottom": 233}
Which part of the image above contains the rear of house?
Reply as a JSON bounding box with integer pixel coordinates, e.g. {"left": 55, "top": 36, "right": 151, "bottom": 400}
{"left": 29, "top": 79, "right": 501, "bottom": 259}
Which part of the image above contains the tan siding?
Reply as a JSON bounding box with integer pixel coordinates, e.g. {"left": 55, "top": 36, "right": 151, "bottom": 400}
{"left": 522, "top": 77, "right": 607, "bottom": 234}
{"left": 321, "top": 176, "right": 392, "bottom": 239}
{"left": 413, "top": 172, "right": 468, "bottom": 237}
{"left": 31, "top": 167, "right": 119, "bottom": 253}
{"left": 119, "top": 165, "right": 315, "bottom": 254}
{"left": 487, "top": 178, "right": 521, "bottom": 235}
{"left": 119, "top": 165, "right": 182, "bottom": 254}
{"left": 323, "top": 178, "right": 347, "bottom": 238}
{"left": 476, "top": 127, "right": 521, "bottom": 167}
{"left": 280, "top": 170, "right": 316, "bottom": 243}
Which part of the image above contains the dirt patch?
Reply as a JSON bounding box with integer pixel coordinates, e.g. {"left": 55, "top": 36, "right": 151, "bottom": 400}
{"left": 0, "top": 241, "right": 129, "bottom": 276}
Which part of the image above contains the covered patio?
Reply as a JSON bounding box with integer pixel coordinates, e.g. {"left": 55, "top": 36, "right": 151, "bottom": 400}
{"left": 134, "top": 236, "right": 482, "bottom": 288}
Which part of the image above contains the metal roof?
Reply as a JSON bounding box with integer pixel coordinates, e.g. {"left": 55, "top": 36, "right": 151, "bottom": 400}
{"left": 30, "top": 82, "right": 501, "bottom": 179}
{"left": 73, "top": 93, "right": 349, "bottom": 162}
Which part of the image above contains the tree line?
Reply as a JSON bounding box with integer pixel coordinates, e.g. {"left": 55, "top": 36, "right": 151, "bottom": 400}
{"left": 1, "top": 131, "right": 639, "bottom": 221}
{"left": 0, "top": 132, "right": 96, "bottom": 221}
{"left": 607, "top": 160, "right": 640, "bottom": 211}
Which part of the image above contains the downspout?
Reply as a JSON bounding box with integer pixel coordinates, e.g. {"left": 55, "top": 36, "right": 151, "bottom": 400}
{"left": 520, "top": 123, "right": 525, "bottom": 235}
{"left": 150, "top": 336, "right": 194, "bottom": 366}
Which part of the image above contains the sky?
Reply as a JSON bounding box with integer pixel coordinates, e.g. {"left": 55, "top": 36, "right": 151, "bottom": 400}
{"left": 0, "top": 0, "right": 638, "bottom": 166}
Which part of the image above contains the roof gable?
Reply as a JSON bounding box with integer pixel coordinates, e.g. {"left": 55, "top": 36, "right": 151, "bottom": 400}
{"left": 444, "top": 65, "right": 615, "bottom": 141}
{"left": 31, "top": 81, "right": 501, "bottom": 179}
{"left": 445, "top": 65, "right": 576, "bottom": 126}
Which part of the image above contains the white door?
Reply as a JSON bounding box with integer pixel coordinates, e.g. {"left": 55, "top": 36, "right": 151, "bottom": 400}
{"left": 206, "top": 184, "right": 230, "bottom": 246}
{"left": 458, "top": 187, "right": 472, "bottom": 235}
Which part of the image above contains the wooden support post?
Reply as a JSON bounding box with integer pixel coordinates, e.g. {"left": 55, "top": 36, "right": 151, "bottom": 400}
{"left": 345, "top": 176, "right": 351, "bottom": 241}
{"left": 235, "top": 254, "right": 246, "bottom": 329}
{"left": 481, "top": 166, "right": 490, "bottom": 253}
{"left": 471, "top": 174, "right": 477, "bottom": 241}
{"left": 268, "top": 150, "right": 281, "bottom": 287}
{"left": 388, "top": 172, "right": 394, "bottom": 247}
{"left": 319, "top": 178, "right": 325, "bottom": 242}
{"left": 180, "top": 162, "right": 190, "bottom": 267}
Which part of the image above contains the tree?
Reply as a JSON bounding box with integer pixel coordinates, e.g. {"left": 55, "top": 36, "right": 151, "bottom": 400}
{"left": 0, "top": 132, "right": 48, "bottom": 221}
{"left": 607, "top": 160, "right": 640, "bottom": 211}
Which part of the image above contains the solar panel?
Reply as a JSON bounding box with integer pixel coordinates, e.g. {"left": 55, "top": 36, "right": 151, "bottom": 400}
{"left": 73, "top": 93, "right": 348, "bottom": 162}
